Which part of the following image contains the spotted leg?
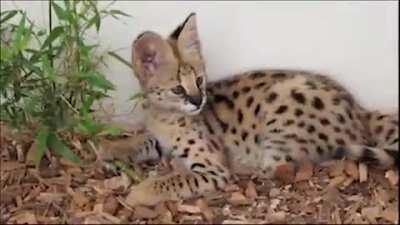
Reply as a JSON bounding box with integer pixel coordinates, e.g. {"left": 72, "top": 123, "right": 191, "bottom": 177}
{"left": 125, "top": 136, "right": 231, "bottom": 206}
{"left": 99, "top": 130, "right": 162, "bottom": 175}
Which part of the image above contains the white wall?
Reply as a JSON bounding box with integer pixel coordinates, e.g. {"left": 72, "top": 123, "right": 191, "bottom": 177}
{"left": 2, "top": 1, "right": 398, "bottom": 116}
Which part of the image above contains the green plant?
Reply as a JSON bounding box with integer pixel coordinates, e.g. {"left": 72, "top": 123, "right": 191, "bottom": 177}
{"left": 0, "top": 1, "right": 131, "bottom": 166}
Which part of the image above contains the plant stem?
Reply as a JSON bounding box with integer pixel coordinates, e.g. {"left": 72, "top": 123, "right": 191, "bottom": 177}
{"left": 48, "top": 0, "right": 56, "bottom": 95}
{"left": 48, "top": 0, "right": 53, "bottom": 67}
{"left": 72, "top": 2, "right": 80, "bottom": 70}
{"left": 60, "top": 95, "right": 79, "bottom": 115}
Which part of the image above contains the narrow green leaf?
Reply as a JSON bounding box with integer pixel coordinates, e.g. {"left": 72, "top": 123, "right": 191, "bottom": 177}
{"left": 0, "top": 10, "right": 20, "bottom": 24}
{"left": 37, "top": 30, "right": 47, "bottom": 36}
{"left": 80, "top": 44, "right": 98, "bottom": 53}
{"left": 47, "top": 133, "right": 82, "bottom": 164}
{"left": 77, "top": 118, "right": 105, "bottom": 136}
{"left": 17, "top": 22, "right": 33, "bottom": 51}
{"left": 78, "top": 72, "right": 115, "bottom": 90}
{"left": 80, "top": 95, "right": 95, "bottom": 116}
{"left": 107, "top": 51, "right": 132, "bottom": 68}
{"left": 128, "top": 92, "right": 145, "bottom": 101}
{"left": 85, "top": 12, "right": 101, "bottom": 31}
{"left": 40, "top": 55, "right": 56, "bottom": 79}
{"left": 99, "top": 126, "right": 124, "bottom": 136}
{"left": 88, "top": 1, "right": 101, "bottom": 31}
{"left": 34, "top": 129, "right": 49, "bottom": 167}
{"left": 0, "top": 44, "right": 11, "bottom": 60}
{"left": 62, "top": 0, "right": 71, "bottom": 10}
{"left": 95, "top": 14, "right": 101, "bottom": 31}
{"left": 52, "top": 1, "right": 68, "bottom": 21}
{"left": 13, "top": 13, "right": 26, "bottom": 50}
{"left": 41, "top": 26, "right": 64, "bottom": 48}
{"left": 108, "top": 9, "right": 131, "bottom": 17}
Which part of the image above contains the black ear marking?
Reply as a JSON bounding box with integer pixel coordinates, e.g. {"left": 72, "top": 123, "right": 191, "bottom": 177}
{"left": 170, "top": 12, "right": 196, "bottom": 40}
{"left": 135, "top": 32, "right": 147, "bottom": 43}
{"left": 134, "top": 31, "right": 156, "bottom": 44}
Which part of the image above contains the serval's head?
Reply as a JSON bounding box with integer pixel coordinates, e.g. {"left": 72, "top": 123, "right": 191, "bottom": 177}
{"left": 132, "top": 13, "right": 207, "bottom": 115}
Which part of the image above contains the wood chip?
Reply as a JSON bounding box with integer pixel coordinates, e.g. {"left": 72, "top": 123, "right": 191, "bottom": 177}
{"left": 268, "top": 211, "right": 286, "bottom": 223}
{"left": 116, "top": 208, "right": 133, "bottom": 221}
{"left": 244, "top": 180, "right": 258, "bottom": 200}
{"left": 375, "top": 187, "right": 391, "bottom": 206}
{"left": 344, "top": 160, "right": 359, "bottom": 180}
{"left": 74, "top": 191, "right": 90, "bottom": 208}
{"left": 103, "top": 174, "right": 130, "bottom": 190}
{"left": 15, "top": 195, "right": 22, "bottom": 208}
{"left": 324, "top": 187, "right": 342, "bottom": 203}
{"left": 93, "top": 203, "right": 103, "bottom": 213}
{"left": 20, "top": 185, "right": 39, "bottom": 203}
{"left": 67, "top": 187, "right": 89, "bottom": 208}
{"left": 25, "top": 141, "right": 38, "bottom": 166}
{"left": 16, "top": 144, "right": 24, "bottom": 162}
{"left": 11, "top": 211, "right": 37, "bottom": 224}
{"left": 328, "top": 160, "right": 344, "bottom": 177}
{"left": 228, "top": 191, "right": 251, "bottom": 206}
{"left": 381, "top": 206, "right": 399, "bottom": 223}
{"left": 270, "top": 198, "right": 281, "bottom": 210}
{"left": 347, "top": 194, "right": 363, "bottom": 202}
{"left": 295, "top": 162, "right": 314, "bottom": 182}
{"left": 269, "top": 188, "right": 280, "bottom": 198}
{"left": 341, "top": 177, "right": 354, "bottom": 188}
{"left": 177, "top": 204, "right": 201, "bottom": 214}
{"left": 133, "top": 206, "right": 159, "bottom": 219}
{"left": 181, "top": 214, "right": 203, "bottom": 222}
{"left": 328, "top": 176, "right": 346, "bottom": 188}
{"left": 358, "top": 163, "right": 368, "bottom": 182}
{"left": 222, "top": 219, "right": 250, "bottom": 224}
{"left": 100, "top": 212, "right": 121, "bottom": 224}
{"left": 36, "top": 192, "right": 65, "bottom": 203}
{"left": 155, "top": 203, "right": 174, "bottom": 223}
{"left": 196, "top": 198, "right": 214, "bottom": 221}
{"left": 0, "top": 161, "right": 26, "bottom": 172}
{"left": 103, "top": 195, "right": 120, "bottom": 215}
{"left": 331, "top": 208, "right": 342, "bottom": 224}
{"left": 361, "top": 206, "right": 380, "bottom": 223}
{"left": 83, "top": 215, "right": 110, "bottom": 224}
{"left": 275, "top": 163, "right": 295, "bottom": 183}
{"left": 385, "top": 170, "right": 399, "bottom": 186}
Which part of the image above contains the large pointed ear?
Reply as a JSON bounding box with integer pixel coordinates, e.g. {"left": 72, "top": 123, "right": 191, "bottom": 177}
{"left": 132, "top": 31, "right": 177, "bottom": 84}
{"left": 170, "top": 13, "right": 203, "bottom": 64}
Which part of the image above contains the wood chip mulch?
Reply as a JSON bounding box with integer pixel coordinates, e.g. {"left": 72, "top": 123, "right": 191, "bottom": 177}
{"left": 0, "top": 124, "right": 398, "bottom": 224}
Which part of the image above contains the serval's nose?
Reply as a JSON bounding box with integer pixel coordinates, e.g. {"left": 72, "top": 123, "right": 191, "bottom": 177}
{"left": 188, "top": 95, "right": 203, "bottom": 107}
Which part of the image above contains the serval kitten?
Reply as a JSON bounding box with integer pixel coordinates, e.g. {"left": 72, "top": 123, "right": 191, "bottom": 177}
{"left": 122, "top": 13, "right": 398, "bottom": 206}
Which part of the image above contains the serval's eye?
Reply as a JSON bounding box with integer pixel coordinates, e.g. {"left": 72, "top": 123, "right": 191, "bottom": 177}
{"left": 171, "top": 85, "right": 185, "bottom": 95}
{"left": 196, "top": 77, "right": 203, "bottom": 87}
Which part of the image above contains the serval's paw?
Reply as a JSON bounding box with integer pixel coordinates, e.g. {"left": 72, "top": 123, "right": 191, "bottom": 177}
{"left": 125, "top": 177, "right": 177, "bottom": 207}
